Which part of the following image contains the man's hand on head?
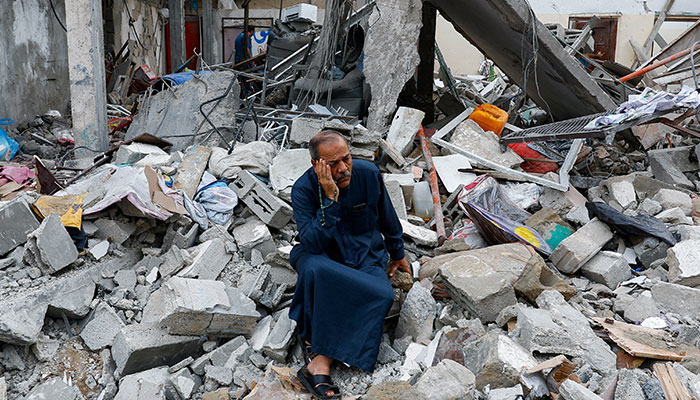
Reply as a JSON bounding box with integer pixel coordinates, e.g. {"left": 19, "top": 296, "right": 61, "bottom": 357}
{"left": 388, "top": 257, "right": 411, "bottom": 277}
{"left": 313, "top": 159, "right": 339, "bottom": 202}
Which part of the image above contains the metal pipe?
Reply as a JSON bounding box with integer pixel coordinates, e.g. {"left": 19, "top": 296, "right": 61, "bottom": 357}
{"left": 620, "top": 43, "right": 700, "bottom": 82}
{"left": 419, "top": 127, "right": 446, "bottom": 246}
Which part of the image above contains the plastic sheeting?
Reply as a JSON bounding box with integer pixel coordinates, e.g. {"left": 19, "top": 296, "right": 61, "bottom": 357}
{"left": 208, "top": 142, "right": 277, "bottom": 179}
{"left": 586, "top": 201, "right": 677, "bottom": 246}
{"left": 0, "top": 119, "right": 19, "bottom": 161}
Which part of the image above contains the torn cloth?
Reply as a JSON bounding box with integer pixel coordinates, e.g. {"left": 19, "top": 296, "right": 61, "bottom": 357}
{"left": 0, "top": 166, "right": 35, "bottom": 187}
{"left": 185, "top": 172, "right": 238, "bottom": 228}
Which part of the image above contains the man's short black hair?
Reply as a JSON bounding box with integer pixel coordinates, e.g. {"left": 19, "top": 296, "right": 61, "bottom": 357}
{"left": 247, "top": 26, "right": 255, "bottom": 33}
{"left": 309, "top": 130, "right": 347, "bottom": 160}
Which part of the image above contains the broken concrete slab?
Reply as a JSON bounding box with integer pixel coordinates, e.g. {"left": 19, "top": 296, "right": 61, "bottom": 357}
{"left": 167, "top": 367, "right": 200, "bottom": 400}
{"left": 269, "top": 149, "right": 311, "bottom": 202}
{"left": 236, "top": 264, "right": 288, "bottom": 309}
{"left": 31, "top": 337, "right": 59, "bottom": 362}
{"left": 559, "top": 379, "right": 602, "bottom": 400}
{"left": 0, "top": 294, "right": 47, "bottom": 345}
{"left": 622, "top": 291, "right": 661, "bottom": 323}
{"left": 111, "top": 323, "right": 200, "bottom": 376}
{"left": 396, "top": 282, "right": 437, "bottom": 342}
{"left": 142, "top": 277, "right": 260, "bottom": 337}
{"left": 648, "top": 147, "right": 697, "bottom": 190}
{"left": 229, "top": 170, "right": 293, "bottom": 229}
{"left": 399, "top": 219, "right": 439, "bottom": 247}
{"left": 652, "top": 188, "right": 693, "bottom": 214}
{"left": 44, "top": 270, "right": 96, "bottom": 319}
{"left": 399, "top": 359, "right": 476, "bottom": 400}
{"left": 386, "top": 180, "right": 408, "bottom": 220}
{"left": 513, "top": 307, "right": 577, "bottom": 356}
{"left": 178, "top": 239, "right": 231, "bottom": 280}
{"left": 23, "top": 213, "right": 78, "bottom": 275}
{"left": 114, "top": 142, "right": 168, "bottom": 165}
{"left": 386, "top": 107, "right": 424, "bottom": 156}
{"left": 581, "top": 251, "right": 631, "bottom": 289}
{"left": 440, "top": 272, "right": 517, "bottom": 323}
{"left": 604, "top": 177, "right": 637, "bottom": 210}
{"left": 0, "top": 197, "right": 40, "bottom": 256}
{"left": 513, "top": 253, "right": 576, "bottom": 303}
{"left": 94, "top": 218, "right": 136, "bottom": 245}
{"left": 614, "top": 368, "right": 649, "bottom": 400}
{"left": 263, "top": 308, "right": 296, "bottom": 362}
{"left": 79, "top": 302, "right": 125, "bottom": 351}
{"left": 249, "top": 315, "right": 273, "bottom": 352}
{"left": 114, "top": 366, "right": 169, "bottom": 400}
{"left": 651, "top": 281, "right": 700, "bottom": 320}
{"left": 666, "top": 240, "right": 700, "bottom": 287}
{"left": 550, "top": 218, "right": 613, "bottom": 274}
{"left": 232, "top": 219, "right": 276, "bottom": 260}
{"left": 421, "top": 243, "right": 531, "bottom": 280}
{"left": 24, "top": 377, "right": 84, "bottom": 400}
{"left": 463, "top": 330, "right": 537, "bottom": 390}
{"left": 449, "top": 119, "right": 523, "bottom": 168}
{"left": 174, "top": 145, "right": 213, "bottom": 200}
{"left": 488, "top": 385, "right": 524, "bottom": 400}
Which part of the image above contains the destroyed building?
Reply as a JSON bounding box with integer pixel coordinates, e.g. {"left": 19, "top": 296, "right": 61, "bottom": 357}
{"left": 2, "top": 0, "right": 700, "bottom": 399}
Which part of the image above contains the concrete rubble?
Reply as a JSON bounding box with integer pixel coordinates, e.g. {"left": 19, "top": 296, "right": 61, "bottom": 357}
{"left": 3, "top": 1, "right": 700, "bottom": 399}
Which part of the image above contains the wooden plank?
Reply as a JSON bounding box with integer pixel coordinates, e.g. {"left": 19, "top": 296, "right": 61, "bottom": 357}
{"left": 653, "top": 362, "right": 692, "bottom": 400}
{"left": 642, "top": 0, "right": 675, "bottom": 54}
{"left": 379, "top": 139, "right": 407, "bottom": 167}
{"left": 567, "top": 16, "right": 599, "bottom": 55}
{"left": 594, "top": 317, "right": 687, "bottom": 361}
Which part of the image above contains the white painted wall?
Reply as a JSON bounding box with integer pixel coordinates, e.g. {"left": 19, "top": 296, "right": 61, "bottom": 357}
{"left": 437, "top": 0, "right": 700, "bottom": 75}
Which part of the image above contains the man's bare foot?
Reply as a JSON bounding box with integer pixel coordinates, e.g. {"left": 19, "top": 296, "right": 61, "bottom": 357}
{"left": 307, "top": 355, "right": 336, "bottom": 397}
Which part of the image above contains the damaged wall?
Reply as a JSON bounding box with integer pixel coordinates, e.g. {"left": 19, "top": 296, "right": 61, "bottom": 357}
{"left": 110, "top": 0, "right": 167, "bottom": 75}
{"left": 0, "top": 0, "right": 70, "bottom": 124}
{"left": 363, "top": 0, "right": 423, "bottom": 132}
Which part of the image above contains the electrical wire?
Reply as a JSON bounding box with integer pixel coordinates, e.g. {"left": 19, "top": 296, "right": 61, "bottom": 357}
{"left": 58, "top": 146, "right": 103, "bottom": 167}
{"left": 49, "top": 0, "right": 67, "bottom": 32}
{"left": 122, "top": 0, "right": 147, "bottom": 50}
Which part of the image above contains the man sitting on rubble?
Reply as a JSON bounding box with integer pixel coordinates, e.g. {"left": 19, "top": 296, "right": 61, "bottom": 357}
{"left": 289, "top": 130, "right": 411, "bottom": 399}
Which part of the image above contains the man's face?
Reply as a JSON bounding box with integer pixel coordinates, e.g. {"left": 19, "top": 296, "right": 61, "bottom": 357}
{"left": 317, "top": 139, "right": 353, "bottom": 188}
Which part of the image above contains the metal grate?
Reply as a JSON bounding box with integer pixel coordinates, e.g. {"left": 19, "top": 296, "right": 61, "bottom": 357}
{"left": 500, "top": 112, "right": 608, "bottom": 144}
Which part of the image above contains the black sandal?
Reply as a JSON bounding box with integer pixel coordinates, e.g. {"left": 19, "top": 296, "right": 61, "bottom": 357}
{"left": 299, "top": 333, "right": 318, "bottom": 366}
{"left": 297, "top": 366, "right": 341, "bottom": 399}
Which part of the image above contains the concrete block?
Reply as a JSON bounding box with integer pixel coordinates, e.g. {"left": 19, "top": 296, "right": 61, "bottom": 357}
{"left": 440, "top": 271, "right": 517, "bottom": 323}
{"left": 0, "top": 197, "right": 40, "bottom": 256}
{"left": 230, "top": 170, "right": 293, "bottom": 229}
{"left": 80, "top": 302, "right": 125, "bottom": 351}
{"left": 398, "top": 359, "right": 475, "bottom": 400}
{"left": 581, "top": 251, "right": 631, "bottom": 289}
{"left": 535, "top": 291, "right": 617, "bottom": 379}
{"left": 210, "top": 336, "right": 248, "bottom": 367}
{"left": 205, "top": 364, "right": 233, "bottom": 386}
{"left": 488, "top": 385, "right": 524, "bottom": 400}
{"left": 237, "top": 264, "right": 287, "bottom": 309}
{"left": 666, "top": 240, "right": 700, "bottom": 287}
{"left": 605, "top": 178, "right": 637, "bottom": 209}
{"left": 399, "top": 219, "right": 438, "bottom": 247}
{"left": 396, "top": 282, "right": 437, "bottom": 342}
{"left": 114, "top": 269, "right": 137, "bottom": 291}
{"left": 166, "top": 367, "right": 200, "bottom": 400}
{"left": 385, "top": 180, "right": 408, "bottom": 220}
{"left": 386, "top": 107, "right": 425, "bottom": 156}
{"left": 160, "top": 245, "right": 186, "bottom": 278}
{"left": 559, "top": 379, "right": 603, "bottom": 400}
{"left": 263, "top": 308, "right": 296, "bottom": 362}
{"left": 94, "top": 218, "right": 136, "bottom": 245}
{"left": 513, "top": 307, "right": 575, "bottom": 355}
{"left": 23, "top": 214, "right": 78, "bottom": 274}
{"left": 24, "top": 377, "right": 84, "bottom": 400}
{"left": 232, "top": 219, "right": 276, "bottom": 260}
{"left": 142, "top": 277, "right": 260, "bottom": 337}
{"left": 463, "top": 330, "right": 537, "bottom": 390}
{"left": 178, "top": 239, "right": 231, "bottom": 280}
{"left": 622, "top": 292, "right": 661, "bottom": 323}
{"left": 638, "top": 198, "right": 662, "bottom": 216}
{"left": 450, "top": 119, "right": 523, "bottom": 168}
{"left": 550, "top": 218, "right": 613, "bottom": 274}
{"left": 111, "top": 323, "right": 200, "bottom": 376}
{"left": 0, "top": 294, "right": 47, "bottom": 345}
{"left": 651, "top": 281, "right": 700, "bottom": 320}
{"left": 513, "top": 253, "right": 576, "bottom": 303}
{"left": 44, "top": 271, "right": 96, "bottom": 319}
{"left": 114, "top": 366, "right": 169, "bottom": 400}
{"left": 249, "top": 315, "right": 273, "bottom": 351}
{"left": 652, "top": 189, "right": 693, "bottom": 214}
{"left": 31, "top": 338, "right": 59, "bottom": 362}
{"left": 648, "top": 147, "right": 696, "bottom": 189}
{"left": 614, "top": 368, "right": 647, "bottom": 400}
{"left": 162, "top": 216, "right": 198, "bottom": 250}
{"left": 565, "top": 206, "right": 590, "bottom": 226}
{"left": 269, "top": 149, "right": 312, "bottom": 202}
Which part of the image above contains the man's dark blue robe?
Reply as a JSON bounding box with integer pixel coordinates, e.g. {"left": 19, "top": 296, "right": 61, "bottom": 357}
{"left": 289, "top": 159, "right": 404, "bottom": 372}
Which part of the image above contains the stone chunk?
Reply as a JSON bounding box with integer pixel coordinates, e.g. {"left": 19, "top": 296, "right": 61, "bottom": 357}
{"left": 440, "top": 270, "right": 516, "bottom": 323}
{"left": 232, "top": 219, "right": 276, "bottom": 260}
{"left": 666, "top": 240, "right": 700, "bottom": 287}
{"left": 581, "top": 251, "right": 631, "bottom": 289}
{"left": 111, "top": 323, "right": 200, "bottom": 376}
{"left": 604, "top": 178, "right": 637, "bottom": 209}
{"left": 114, "top": 142, "right": 168, "bottom": 165}
{"left": 178, "top": 239, "right": 232, "bottom": 280}
{"left": 0, "top": 197, "right": 40, "bottom": 256}
{"left": 31, "top": 338, "right": 59, "bottom": 361}
{"left": 0, "top": 294, "right": 47, "bottom": 345}
{"left": 142, "top": 277, "right": 260, "bottom": 337}
{"left": 386, "top": 180, "right": 408, "bottom": 220}
{"left": 249, "top": 315, "right": 273, "bottom": 351}
{"left": 269, "top": 149, "right": 312, "bottom": 202}
{"left": 488, "top": 385, "right": 524, "bottom": 400}
{"left": 166, "top": 367, "right": 200, "bottom": 400}
{"left": 463, "top": 330, "right": 536, "bottom": 390}
{"left": 205, "top": 364, "right": 233, "bottom": 386}
{"left": 23, "top": 214, "right": 78, "bottom": 274}
{"left": 513, "top": 253, "right": 576, "bottom": 303}
{"left": 24, "top": 377, "right": 84, "bottom": 400}
{"left": 229, "top": 170, "right": 293, "bottom": 229}
{"left": 559, "top": 379, "right": 603, "bottom": 400}
{"left": 652, "top": 189, "right": 692, "bottom": 214}
{"left": 396, "top": 282, "right": 437, "bottom": 342}
{"left": 202, "top": 388, "right": 230, "bottom": 400}
{"left": 623, "top": 292, "right": 661, "bottom": 323}
{"left": 614, "top": 368, "right": 647, "bottom": 400}
{"left": 648, "top": 147, "right": 696, "bottom": 189}
{"left": 386, "top": 107, "right": 425, "bottom": 156}
{"left": 114, "top": 366, "right": 169, "bottom": 400}
{"left": 399, "top": 359, "right": 475, "bottom": 400}
{"left": 94, "top": 218, "right": 136, "bottom": 245}
{"left": 44, "top": 271, "right": 96, "bottom": 319}
{"left": 263, "top": 308, "right": 296, "bottom": 362}
{"left": 651, "top": 281, "right": 700, "bottom": 320}
{"left": 80, "top": 302, "right": 125, "bottom": 351}
{"left": 399, "top": 219, "right": 438, "bottom": 247}
{"left": 550, "top": 218, "right": 613, "bottom": 274}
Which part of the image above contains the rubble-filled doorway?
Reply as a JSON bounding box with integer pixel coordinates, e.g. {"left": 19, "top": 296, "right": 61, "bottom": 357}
{"left": 570, "top": 16, "right": 618, "bottom": 62}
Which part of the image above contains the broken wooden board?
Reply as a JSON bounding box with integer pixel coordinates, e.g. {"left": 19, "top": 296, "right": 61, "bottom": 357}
{"left": 616, "top": 349, "right": 645, "bottom": 369}
{"left": 173, "top": 145, "right": 212, "bottom": 199}
{"left": 652, "top": 362, "right": 692, "bottom": 400}
{"left": 594, "top": 317, "right": 686, "bottom": 361}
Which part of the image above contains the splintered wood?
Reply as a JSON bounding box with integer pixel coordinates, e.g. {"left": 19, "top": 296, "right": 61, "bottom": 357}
{"left": 652, "top": 362, "right": 692, "bottom": 400}
{"left": 594, "top": 317, "right": 686, "bottom": 361}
